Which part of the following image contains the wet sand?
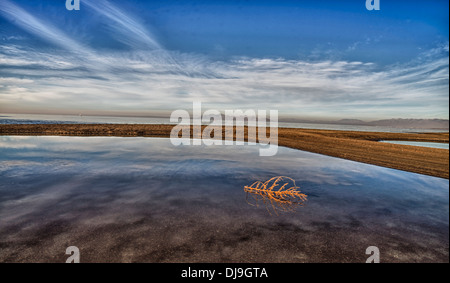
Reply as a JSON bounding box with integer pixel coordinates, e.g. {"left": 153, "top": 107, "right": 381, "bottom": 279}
{"left": 0, "top": 124, "right": 448, "bottom": 179}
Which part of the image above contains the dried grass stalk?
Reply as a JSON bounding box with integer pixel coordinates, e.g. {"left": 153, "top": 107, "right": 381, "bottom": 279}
{"left": 244, "top": 176, "right": 307, "bottom": 215}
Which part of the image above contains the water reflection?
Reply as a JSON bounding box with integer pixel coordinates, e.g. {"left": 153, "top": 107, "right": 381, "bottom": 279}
{"left": 380, "top": 140, "right": 449, "bottom": 150}
{"left": 0, "top": 136, "right": 448, "bottom": 263}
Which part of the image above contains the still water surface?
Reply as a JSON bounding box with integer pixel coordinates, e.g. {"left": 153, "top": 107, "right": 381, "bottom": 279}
{"left": 0, "top": 136, "right": 448, "bottom": 262}
{"left": 380, "top": 140, "right": 449, "bottom": 150}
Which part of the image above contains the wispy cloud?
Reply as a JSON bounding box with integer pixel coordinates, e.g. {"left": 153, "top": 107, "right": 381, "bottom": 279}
{"left": 1, "top": 43, "right": 447, "bottom": 119}
{"left": 83, "top": 0, "right": 161, "bottom": 50}
{"left": 0, "top": 0, "right": 92, "bottom": 57}
{"left": 0, "top": 1, "right": 448, "bottom": 119}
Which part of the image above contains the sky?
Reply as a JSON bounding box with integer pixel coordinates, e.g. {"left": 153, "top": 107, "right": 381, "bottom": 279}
{"left": 0, "top": 0, "right": 448, "bottom": 120}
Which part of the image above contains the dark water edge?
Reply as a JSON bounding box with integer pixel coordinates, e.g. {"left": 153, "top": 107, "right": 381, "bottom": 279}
{"left": 380, "top": 140, "right": 449, "bottom": 150}
{"left": 0, "top": 136, "right": 448, "bottom": 263}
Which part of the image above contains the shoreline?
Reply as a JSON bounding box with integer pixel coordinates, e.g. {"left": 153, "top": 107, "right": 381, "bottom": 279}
{"left": 1, "top": 123, "right": 448, "bottom": 179}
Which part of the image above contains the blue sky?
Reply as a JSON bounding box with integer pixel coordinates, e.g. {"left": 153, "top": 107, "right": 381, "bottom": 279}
{"left": 0, "top": 0, "right": 448, "bottom": 120}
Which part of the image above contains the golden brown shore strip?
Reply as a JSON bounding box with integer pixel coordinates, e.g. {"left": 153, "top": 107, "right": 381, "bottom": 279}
{"left": 0, "top": 124, "right": 448, "bottom": 179}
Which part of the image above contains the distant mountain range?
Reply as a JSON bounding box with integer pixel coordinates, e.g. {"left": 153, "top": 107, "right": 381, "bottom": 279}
{"left": 201, "top": 114, "right": 449, "bottom": 130}
{"left": 281, "top": 118, "right": 449, "bottom": 129}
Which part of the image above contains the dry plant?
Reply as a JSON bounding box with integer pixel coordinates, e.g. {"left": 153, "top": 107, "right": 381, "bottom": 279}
{"left": 244, "top": 176, "right": 307, "bottom": 215}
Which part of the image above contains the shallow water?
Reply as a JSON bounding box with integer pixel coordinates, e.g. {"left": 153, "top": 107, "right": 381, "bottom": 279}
{"left": 380, "top": 140, "right": 449, "bottom": 150}
{"left": 0, "top": 136, "right": 448, "bottom": 262}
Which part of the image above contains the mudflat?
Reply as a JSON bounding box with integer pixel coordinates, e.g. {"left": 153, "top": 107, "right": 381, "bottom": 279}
{"left": 0, "top": 124, "right": 448, "bottom": 179}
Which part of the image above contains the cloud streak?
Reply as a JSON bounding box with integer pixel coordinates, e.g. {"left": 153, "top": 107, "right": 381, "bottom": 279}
{"left": 83, "top": 0, "right": 161, "bottom": 50}
{"left": 0, "top": 1, "right": 448, "bottom": 120}
{"left": 1, "top": 43, "right": 447, "bottom": 119}
{"left": 0, "top": 0, "right": 92, "bottom": 57}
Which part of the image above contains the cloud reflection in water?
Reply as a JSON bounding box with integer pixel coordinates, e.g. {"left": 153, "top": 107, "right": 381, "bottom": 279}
{"left": 0, "top": 136, "right": 448, "bottom": 262}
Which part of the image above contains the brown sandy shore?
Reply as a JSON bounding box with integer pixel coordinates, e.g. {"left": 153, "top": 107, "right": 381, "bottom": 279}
{"left": 1, "top": 124, "right": 448, "bottom": 179}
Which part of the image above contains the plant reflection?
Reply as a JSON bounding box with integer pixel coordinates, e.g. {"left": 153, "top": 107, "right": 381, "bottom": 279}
{"left": 244, "top": 176, "right": 307, "bottom": 215}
